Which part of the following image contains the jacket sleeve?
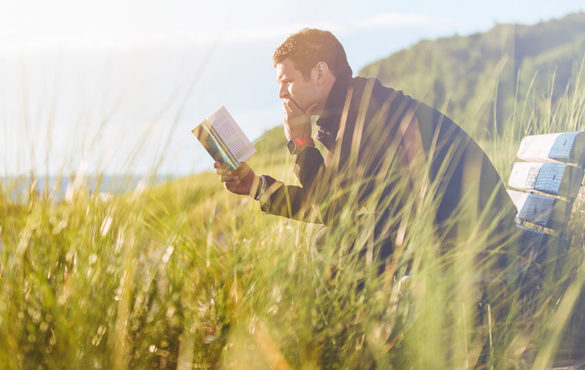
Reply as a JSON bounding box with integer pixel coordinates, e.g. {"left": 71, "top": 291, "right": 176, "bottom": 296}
{"left": 258, "top": 145, "right": 325, "bottom": 222}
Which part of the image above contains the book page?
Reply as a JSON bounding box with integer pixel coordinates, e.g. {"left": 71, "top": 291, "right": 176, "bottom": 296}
{"left": 207, "top": 106, "right": 256, "bottom": 162}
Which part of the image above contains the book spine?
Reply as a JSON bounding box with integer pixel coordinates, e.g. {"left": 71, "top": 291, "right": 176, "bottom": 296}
{"left": 202, "top": 120, "right": 240, "bottom": 170}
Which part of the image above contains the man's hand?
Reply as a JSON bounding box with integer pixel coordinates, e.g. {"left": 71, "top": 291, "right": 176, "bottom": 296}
{"left": 214, "top": 162, "right": 259, "bottom": 197}
{"left": 283, "top": 99, "right": 315, "bottom": 140}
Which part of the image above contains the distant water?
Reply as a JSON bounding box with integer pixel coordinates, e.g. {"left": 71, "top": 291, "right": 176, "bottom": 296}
{"left": 1, "top": 175, "right": 176, "bottom": 203}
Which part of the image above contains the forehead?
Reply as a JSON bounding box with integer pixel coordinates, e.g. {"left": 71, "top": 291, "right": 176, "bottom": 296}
{"left": 276, "top": 58, "right": 301, "bottom": 80}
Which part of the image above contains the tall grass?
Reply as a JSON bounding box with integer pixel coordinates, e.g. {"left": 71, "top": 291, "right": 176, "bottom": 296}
{"left": 2, "top": 67, "right": 585, "bottom": 369}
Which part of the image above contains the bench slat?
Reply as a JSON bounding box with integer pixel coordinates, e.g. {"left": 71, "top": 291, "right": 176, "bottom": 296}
{"left": 508, "top": 162, "right": 584, "bottom": 199}
{"left": 516, "top": 226, "right": 546, "bottom": 264}
{"left": 516, "top": 225, "right": 549, "bottom": 250}
{"left": 507, "top": 190, "right": 573, "bottom": 230}
{"left": 517, "top": 132, "right": 585, "bottom": 165}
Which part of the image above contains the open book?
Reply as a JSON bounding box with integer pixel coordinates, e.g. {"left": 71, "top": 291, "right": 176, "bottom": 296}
{"left": 192, "top": 106, "right": 256, "bottom": 170}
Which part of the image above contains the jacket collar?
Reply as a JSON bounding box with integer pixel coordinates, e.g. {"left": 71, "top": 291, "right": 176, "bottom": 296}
{"left": 315, "top": 75, "right": 352, "bottom": 150}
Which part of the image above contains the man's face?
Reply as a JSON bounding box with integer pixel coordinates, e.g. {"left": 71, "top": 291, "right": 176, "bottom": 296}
{"left": 276, "top": 58, "right": 321, "bottom": 115}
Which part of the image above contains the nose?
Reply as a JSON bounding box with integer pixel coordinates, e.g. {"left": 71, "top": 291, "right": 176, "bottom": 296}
{"left": 279, "top": 84, "right": 287, "bottom": 99}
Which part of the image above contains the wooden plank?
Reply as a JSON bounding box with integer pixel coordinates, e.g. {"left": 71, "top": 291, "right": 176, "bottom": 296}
{"left": 507, "top": 190, "right": 573, "bottom": 230}
{"left": 514, "top": 225, "right": 550, "bottom": 292}
{"left": 508, "top": 162, "right": 584, "bottom": 199}
{"left": 515, "top": 224, "right": 550, "bottom": 262}
{"left": 517, "top": 131, "right": 585, "bottom": 165}
{"left": 516, "top": 225, "right": 549, "bottom": 250}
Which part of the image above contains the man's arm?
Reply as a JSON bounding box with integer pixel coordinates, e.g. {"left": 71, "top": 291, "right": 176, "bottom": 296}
{"left": 215, "top": 104, "right": 326, "bottom": 222}
{"left": 257, "top": 145, "right": 325, "bottom": 222}
{"left": 214, "top": 149, "right": 325, "bottom": 223}
{"left": 254, "top": 98, "right": 325, "bottom": 221}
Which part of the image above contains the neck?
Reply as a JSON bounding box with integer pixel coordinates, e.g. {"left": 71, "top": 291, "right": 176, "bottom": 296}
{"left": 314, "top": 75, "right": 337, "bottom": 116}
{"left": 313, "top": 75, "right": 353, "bottom": 151}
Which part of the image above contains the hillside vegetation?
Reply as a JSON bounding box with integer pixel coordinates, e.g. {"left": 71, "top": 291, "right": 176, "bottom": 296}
{"left": 360, "top": 12, "right": 585, "bottom": 138}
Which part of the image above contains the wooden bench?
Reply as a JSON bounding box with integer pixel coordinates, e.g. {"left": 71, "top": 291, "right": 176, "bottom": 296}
{"left": 508, "top": 132, "right": 585, "bottom": 230}
{"left": 508, "top": 131, "right": 585, "bottom": 266}
{"left": 506, "top": 131, "right": 585, "bottom": 367}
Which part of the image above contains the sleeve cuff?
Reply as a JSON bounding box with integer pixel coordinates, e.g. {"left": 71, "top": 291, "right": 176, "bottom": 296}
{"left": 253, "top": 175, "right": 266, "bottom": 200}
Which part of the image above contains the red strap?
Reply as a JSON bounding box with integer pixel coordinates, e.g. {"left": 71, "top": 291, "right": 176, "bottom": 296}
{"left": 294, "top": 137, "right": 314, "bottom": 146}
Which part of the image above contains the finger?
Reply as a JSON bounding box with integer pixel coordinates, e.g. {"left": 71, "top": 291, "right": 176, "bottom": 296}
{"left": 215, "top": 162, "right": 232, "bottom": 174}
{"left": 283, "top": 101, "right": 293, "bottom": 114}
{"left": 220, "top": 174, "right": 239, "bottom": 183}
{"left": 235, "top": 162, "right": 248, "bottom": 171}
{"left": 216, "top": 161, "right": 231, "bottom": 169}
{"left": 224, "top": 181, "right": 241, "bottom": 192}
{"left": 216, "top": 166, "right": 233, "bottom": 175}
{"left": 224, "top": 179, "right": 241, "bottom": 186}
{"left": 285, "top": 97, "right": 303, "bottom": 112}
{"left": 234, "top": 165, "right": 250, "bottom": 178}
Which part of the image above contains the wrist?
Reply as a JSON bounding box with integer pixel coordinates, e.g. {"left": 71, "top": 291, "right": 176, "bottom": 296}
{"left": 251, "top": 175, "right": 266, "bottom": 200}
{"left": 249, "top": 175, "right": 260, "bottom": 198}
{"left": 284, "top": 116, "right": 312, "bottom": 141}
{"left": 287, "top": 137, "right": 315, "bottom": 155}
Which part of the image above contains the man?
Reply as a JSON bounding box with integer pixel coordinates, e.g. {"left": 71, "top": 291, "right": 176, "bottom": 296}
{"left": 215, "top": 28, "right": 517, "bottom": 269}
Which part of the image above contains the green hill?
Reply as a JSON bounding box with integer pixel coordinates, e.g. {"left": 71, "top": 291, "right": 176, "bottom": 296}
{"left": 360, "top": 12, "right": 585, "bottom": 137}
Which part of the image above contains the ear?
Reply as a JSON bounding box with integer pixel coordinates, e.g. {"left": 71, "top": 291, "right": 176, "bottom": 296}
{"left": 312, "top": 62, "right": 329, "bottom": 84}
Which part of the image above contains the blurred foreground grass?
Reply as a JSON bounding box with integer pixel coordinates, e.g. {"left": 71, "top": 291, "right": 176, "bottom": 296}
{"left": 2, "top": 83, "right": 585, "bottom": 369}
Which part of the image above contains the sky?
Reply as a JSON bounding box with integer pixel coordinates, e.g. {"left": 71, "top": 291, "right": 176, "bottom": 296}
{"left": 1, "top": 0, "right": 584, "bottom": 176}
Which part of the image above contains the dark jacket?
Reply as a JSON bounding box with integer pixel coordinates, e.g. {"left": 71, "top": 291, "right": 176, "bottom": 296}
{"left": 259, "top": 76, "right": 516, "bottom": 258}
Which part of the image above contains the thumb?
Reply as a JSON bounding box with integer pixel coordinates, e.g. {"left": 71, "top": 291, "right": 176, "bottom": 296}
{"left": 235, "top": 162, "right": 253, "bottom": 178}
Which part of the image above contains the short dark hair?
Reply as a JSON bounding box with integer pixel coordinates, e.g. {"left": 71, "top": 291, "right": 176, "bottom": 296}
{"left": 273, "top": 28, "right": 352, "bottom": 81}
